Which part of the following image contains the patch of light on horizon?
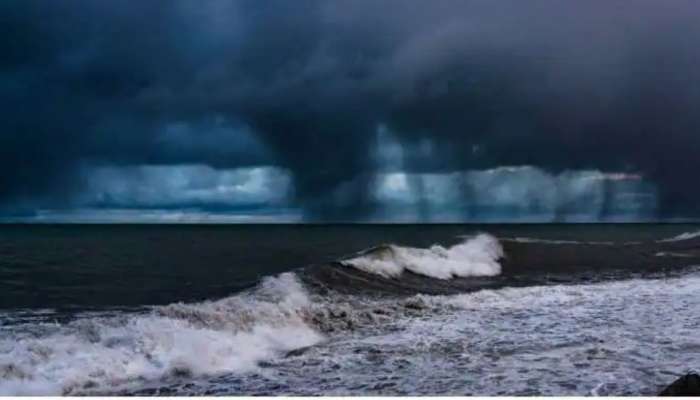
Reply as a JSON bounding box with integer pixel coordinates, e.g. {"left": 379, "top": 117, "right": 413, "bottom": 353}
{"left": 81, "top": 164, "right": 294, "bottom": 209}
{"left": 372, "top": 167, "right": 658, "bottom": 222}
{"left": 21, "top": 208, "right": 303, "bottom": 224}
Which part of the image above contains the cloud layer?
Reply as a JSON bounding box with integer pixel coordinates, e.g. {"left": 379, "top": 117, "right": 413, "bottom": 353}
{"left": 2, "top": 0, "right": 700, "bottom": 221}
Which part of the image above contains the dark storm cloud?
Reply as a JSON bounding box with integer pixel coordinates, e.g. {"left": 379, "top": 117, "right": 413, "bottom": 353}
{"left": 2, "top": 0, "right": 700, "bottom": 220}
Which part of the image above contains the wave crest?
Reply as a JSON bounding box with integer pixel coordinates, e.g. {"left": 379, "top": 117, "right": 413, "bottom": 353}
{"left": 340, "top": 234, "right": 504, "bottom": 280}
{"left": 0, "top": 273, "right": 322, "bottom": 395}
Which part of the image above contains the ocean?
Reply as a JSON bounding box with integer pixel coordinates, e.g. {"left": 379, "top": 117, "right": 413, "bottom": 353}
{"left": 1, "top": 224, "right": 699, "bottom": 395}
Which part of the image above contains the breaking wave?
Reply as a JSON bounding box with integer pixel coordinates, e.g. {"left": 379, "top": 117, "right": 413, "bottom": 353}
{"left": 0, "top": 234, "right": 506, "bottom": 395}
{"left": 340, "top": 234, "right": 503, "bottom": 280}
{"left": 0, "top": 273, "right": 323, "bottom": 395}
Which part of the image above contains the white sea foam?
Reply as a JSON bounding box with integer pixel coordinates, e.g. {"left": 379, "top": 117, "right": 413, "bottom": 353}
{"left": 341, "top": 234, "right": 503, "bottom": 280}
{"left": 659, "top": 230, "right": 700, "bottom": 242}
{"left": 260, "top": 269, "right": 700, "bottom": 396}
{"left": 0, "top": 273, "right": 323, "bottom": 395}
{"left": 5, "top": 267, "right": 700, "bottom": 395}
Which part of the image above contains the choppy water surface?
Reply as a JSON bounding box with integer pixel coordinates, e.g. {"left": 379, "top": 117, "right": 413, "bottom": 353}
{"left": 1, "top": 224, "right": 699, "bottom": 395}
{"left": 123, "top": 272, "right": 700, "bottom": 396}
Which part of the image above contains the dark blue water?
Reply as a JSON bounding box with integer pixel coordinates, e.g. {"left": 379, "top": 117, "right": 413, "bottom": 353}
{"left": 1, "top": 223, "right": 696, "bottom": 309}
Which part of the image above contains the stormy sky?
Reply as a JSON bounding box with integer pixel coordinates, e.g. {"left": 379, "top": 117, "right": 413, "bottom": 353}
{"left": 1, "top": 0, "right": 699, "bottom": 222}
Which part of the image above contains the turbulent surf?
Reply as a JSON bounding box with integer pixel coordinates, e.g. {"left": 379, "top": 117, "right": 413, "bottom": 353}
{"left": 2, "top": 228, "right": 700, "bottom": 395}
